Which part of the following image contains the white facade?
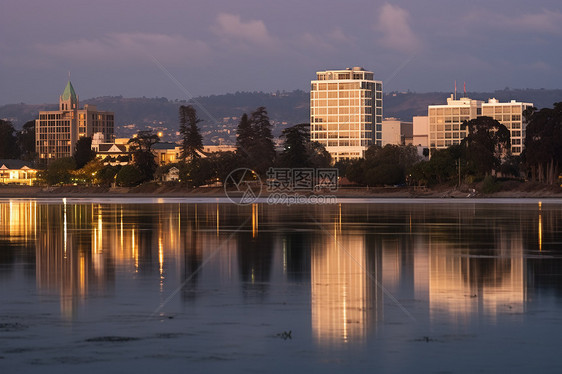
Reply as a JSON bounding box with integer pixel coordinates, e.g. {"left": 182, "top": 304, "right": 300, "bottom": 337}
{"left": 310, "top": 67, "right": 383, "bottom": 162}
{"left": 428, "top": 95, "right": 482, "bottom": 151}
{"left": 428, "top": 95, "right": 532, "bottom": 156}
{"left": 481, "top": 99, "right": 533, "bottom": 155}
{"left": 381, "top": 118, "right": 412, "bottom": 146}
{"left": 413, "top": 116, "right": 429, "bottom": 147}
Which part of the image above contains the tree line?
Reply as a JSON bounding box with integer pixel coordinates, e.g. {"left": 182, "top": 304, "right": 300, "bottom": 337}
{"left": 5, "top": 102, "right": 562, "bottom": 189}
{"left": 32, "top": 105, "right": 331, "bottom": 187}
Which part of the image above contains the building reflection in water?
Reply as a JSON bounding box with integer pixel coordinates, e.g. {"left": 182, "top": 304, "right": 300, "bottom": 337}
{"left": 1, "top": 201, "right": 559, "bottom": 343}
{"left": 0, "top": 200, "right": 37, "bottom": 242}
{"left": 310, "top": 206, "right": 382, "bottom": 346}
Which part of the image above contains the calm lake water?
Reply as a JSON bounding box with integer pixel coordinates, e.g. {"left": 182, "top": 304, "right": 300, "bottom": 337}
{"left": 1, "top": 198, "right": 562, "bottom": 373}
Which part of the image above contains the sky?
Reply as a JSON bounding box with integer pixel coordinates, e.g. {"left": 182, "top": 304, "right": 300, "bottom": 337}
{"left": 1, "top": 0, "right": 562, "bottom": 104}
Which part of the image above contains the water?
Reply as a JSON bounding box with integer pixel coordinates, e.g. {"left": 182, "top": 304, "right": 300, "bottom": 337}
{"left": 1, "top": 198, "right": 562, "bottom": 373}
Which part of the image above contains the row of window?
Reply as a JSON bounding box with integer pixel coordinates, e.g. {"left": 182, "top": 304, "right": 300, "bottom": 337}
{"left": 311, "top": 115, "right": 380, "bottom": 123}
{"left": 78, "top": 113, "right": 115, "bottom": 121}
{"left": 430, "top": 129, "right": 523, "bottom": 138}
{"left": 37, "top": 140, "right": 71, "bottom": 146}
{"left": 312, "top": 132, "right": 372, "bottom": 139}
{"left": 37, "top": 134, "right": 71, "bottom": 140}
{"left": 316, "top": 72, "right": 375, "bottom": 81}
{"left": 316, "top": 139, "right": 373, "bottom": 147}
{"left": 312, "top": 98, "right": 383, "bottom": 106}
{"left": 429, "top": 107, "right": 474, "bottom": 116}
{"left": 430, "top": 116, "right": 473, "bottom": 124}
{"left": 311, "top": 91, "right": 383, "bottom": 100}
{"left": 312, "top": 82, "right": 383, "bottom": 91}
{"left": 482, "top": 106, "right": 525, "bottom": 114}
{"left": 312, "top": 124, "right": 371, "bottom": 131}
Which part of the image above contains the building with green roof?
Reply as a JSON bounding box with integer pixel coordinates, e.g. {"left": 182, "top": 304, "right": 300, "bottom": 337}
{"left": 36, "top": 81, "right": 115, "bottom": 163}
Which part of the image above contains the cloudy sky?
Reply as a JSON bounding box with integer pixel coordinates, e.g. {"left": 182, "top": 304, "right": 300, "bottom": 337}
{"left": 1, "top": 0, "right": 561, "bottom": 104}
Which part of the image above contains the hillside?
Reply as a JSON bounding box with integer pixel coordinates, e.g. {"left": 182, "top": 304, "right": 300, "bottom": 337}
{"left": 2, "top": 88, "right": 562, "bottom": 144}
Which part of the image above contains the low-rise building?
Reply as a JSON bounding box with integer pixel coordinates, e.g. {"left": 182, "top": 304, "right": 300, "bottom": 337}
{"left": 0, "top": 160, "right": 39, "bottom": 186}
{"left": 413, "top": 116, "right": 429, "bottom": 147}
{"left": 428, "top": 95, "right": 532, "bottom": 156}
{"left": 381, "top": 118, "right": 413, "bottom": 146}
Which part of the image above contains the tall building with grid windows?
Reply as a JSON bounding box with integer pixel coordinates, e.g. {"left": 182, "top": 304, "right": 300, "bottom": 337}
{"left": 310, "top": 67, "right": 383, "bottom": 162}
{"left": 428, "top": 95, "right": 532, "bottom": 156}
{"left": 36, "top": 81, "right": 114, "bottom": 163}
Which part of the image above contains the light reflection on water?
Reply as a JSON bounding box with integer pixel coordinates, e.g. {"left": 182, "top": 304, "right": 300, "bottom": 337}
{"left": 1, "top": 199, "right": 562, "bottom": 371}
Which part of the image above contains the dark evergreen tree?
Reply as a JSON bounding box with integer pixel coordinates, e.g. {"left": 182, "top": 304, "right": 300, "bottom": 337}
{"left": 461, "top": 116, "right": 511, "bottom": 176}
{"left": 73, "top": 136, "right": 96, "bottom": 169}
{"left": 179, "top": 105, "right": 203, "bottom": 161}
{"left": 250, "top": 106, "right": 275, "bottom": 165}
{"left": 524, "top": 103, "right": 562, "bottom": 184}
{"left": 128, "top": 131, "right": 159, "bottom": 182}
{"left": 236, "top": 113, "right": 253, "bottom": 161}
{"left": 280, "top": 123, "right": 309, "bottom": 168}
{"left": 307, "top": 141, "right": 332, "bottom": 168}
{"left": 0, "top": 120, "right": 19, "bottom": 159}
{"left": 17, "top": 120, "right": 36, "bottom": 161}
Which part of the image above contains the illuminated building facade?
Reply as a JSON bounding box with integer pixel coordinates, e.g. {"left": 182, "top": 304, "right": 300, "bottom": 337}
{"left": 428, "top": 95, "right": 532, "bottom": 156}
{"left": 36, "top": 81, "right": 114, "bottom": 163}
{"left": 310, "top": 67, "right": 383, "bottom": 161}
{"left": 481, "top": 99, "right": 533, "bottom": 155}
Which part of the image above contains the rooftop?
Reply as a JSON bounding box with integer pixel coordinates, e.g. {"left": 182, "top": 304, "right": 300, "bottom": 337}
{"left": 61, "top": 81, "right": 77, "bottom": 102}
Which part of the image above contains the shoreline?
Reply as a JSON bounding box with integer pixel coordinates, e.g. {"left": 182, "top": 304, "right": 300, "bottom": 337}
{"left": 1, "top": 184, "right": 562, "bottom": 199}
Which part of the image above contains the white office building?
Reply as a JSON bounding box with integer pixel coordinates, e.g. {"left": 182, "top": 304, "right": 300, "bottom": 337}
{"left": 310, "top": 67, "right": 383, "bottom": 162}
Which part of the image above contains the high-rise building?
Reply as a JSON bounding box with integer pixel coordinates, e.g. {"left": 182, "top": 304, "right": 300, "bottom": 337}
{"left": 428, "top": 95, "right": 532, "bottom": 156}
{"left": 36, "top": 81, "right": 115, "bottom": 163}
{"left": 310, "top": 67, "right": 383, "bottom": 162}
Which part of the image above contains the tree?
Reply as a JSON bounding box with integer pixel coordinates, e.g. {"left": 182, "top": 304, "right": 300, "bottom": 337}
{"left": 523, "top": 103, "right": 562, "bottom": 184}
{"left": 0, "top": 120, "right": 19, "bottom": 159}
{"left": 179, "top": 105, "right": 203, "bottom": 161}
{"left": 250, "top": 107, "right": 276, "bottom": 172}
{"left": 346, "top": 145, "right": 420, "bottom": 186}
{"left": 116, "top": 165, "right": 144, "bottom": 187}
{"left": 17, "top": 120, "right": 36, "bottom": 161}
{"left": 73, "top": 159, "right": 104, "bottom": 185}
{"left": 235, "top": 107, "right": 276, "bottom": 174}
{"left": 278, "top": 123, "right": 332, "bottom": 168}
{"left": 354, "top": 145, "right": 417, "bottom": 185}
{"left": 306, "top": 141, "right": 331, "bottom": 168}
{"left": 73, "top": 137, "right": 96, "bottom": 169}
{"left": 409, "top": 146, "right": 460, "bottom": 186}
{"left": 128, "top": 131, "right": 159, "bottom": 182}
{"left": 98, "top": 164, "right": 121, "bottom": 186}
{"left": 461, "top": 116, "right": 511, "bottom": 177}
{"left": 40, "top": 157, "right": 76, "bottom": 185}
{"left": 236, "top": 113, "right": 253, "bottom": 161}
{"left": 279, "top": 124, "right": 310, "bottom": 168}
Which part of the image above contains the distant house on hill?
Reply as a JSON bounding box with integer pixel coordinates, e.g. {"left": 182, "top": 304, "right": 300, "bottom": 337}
{"left": 0, "top": 160, "right": 39, "bottom": 186}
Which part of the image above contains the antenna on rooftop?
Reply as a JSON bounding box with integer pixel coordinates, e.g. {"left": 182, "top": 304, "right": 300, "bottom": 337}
{"left": 68, "top": 71, "right": 71, "bottom": 80}
{"left": 464, "top": 81, "right": 466, "bottom": 96}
